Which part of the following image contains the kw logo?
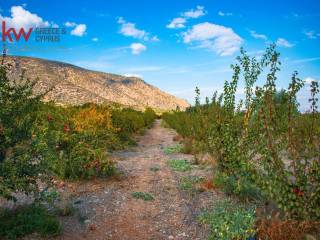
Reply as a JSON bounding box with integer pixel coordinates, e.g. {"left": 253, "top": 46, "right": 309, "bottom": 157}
{"left": 1, "top": 21, "right": 33, "bottom": 42}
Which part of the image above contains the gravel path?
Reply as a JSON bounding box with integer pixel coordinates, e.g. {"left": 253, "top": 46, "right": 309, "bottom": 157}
{"left": 53, "top": 119, "right": 223, "bottom": 240}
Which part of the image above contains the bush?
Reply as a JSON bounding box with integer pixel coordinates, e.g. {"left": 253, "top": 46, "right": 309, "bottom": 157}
{"left": 131, "top": 192, "right": 155, "bottom": 201}
{"left": 164, "top": 144, "right": 183, "bottom": 154}
{"left": 144, "top": 107, "right": 157, "bottom": 127}
{"left": 167, "top": 159, "right": 192, "bottom": 172}
{"left": 198, "top": 199, "right": 256, "bottom": 240}
{"left": 0, "top": 64, "right": 46, "bottom": 200}
{"left": 213, "top": 171, "right": 264, "bottom": 202}
{"left": 111, "top": 107, "right": 156, "bottom": 143}
{"left": 0, "top": 204, "right": 61, "bottom": 239}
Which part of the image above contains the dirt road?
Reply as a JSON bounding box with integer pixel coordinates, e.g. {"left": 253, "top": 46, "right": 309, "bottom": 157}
{"left": 57, "top": 119, "right": 221, "bottom": 240}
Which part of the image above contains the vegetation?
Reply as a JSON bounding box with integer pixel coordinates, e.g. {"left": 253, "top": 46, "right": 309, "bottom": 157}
{"left": 150, "top": 165, "right": 161, "bottom": 172}
{"left": 163, "top": 45, "right": 320, "bottom": 237}
{"left": 0, "top": 204, "right": 61, "bottom": 239}
{"left": 167, "top": 159, "right": 192, "bottom": 172}
{"left": 131, "top": 192, "right": 155, "bottom": 201}
{"left": 163, "top": 144, "right": 183, "bottom": 154}
{"left": 213, "top": 171, "right": 264, "bottom": 202}
{"left": 0, "top": 60, "right": 156, "bottom": 200}
{"left": 199, "top": 199, "right": 256, "bottom": 240}
{"left": 179, "top": 175, "right": 203, "bottom": 192}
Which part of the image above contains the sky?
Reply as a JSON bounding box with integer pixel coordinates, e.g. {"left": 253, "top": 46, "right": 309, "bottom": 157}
{"left": 1, "top": 0, "right": 320, "bottom": 110}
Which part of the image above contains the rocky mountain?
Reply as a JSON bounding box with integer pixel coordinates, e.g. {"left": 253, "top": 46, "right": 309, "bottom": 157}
{"left": 4, "top": 56, "right": 190, "bottom": 111}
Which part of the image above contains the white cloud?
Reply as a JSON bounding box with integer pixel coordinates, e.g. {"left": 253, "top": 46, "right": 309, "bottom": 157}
{"left": 70, "top": 24, "right": 86, "bottom": 36}
{"left": 250, "top": 30, "right": 267, "bottom": 40}
{"left": 92, "top": 37, "right": 98, "bottom": 42}
{"left": 65, "top": 21, "right": 87, "bottom": 37}
{"left": 150, "top": 36, "right": 160, "bottom": 42}
{"left": 166, "top": 17, "right": 186, "bottom": 29}
{"left": 218, "top": 11, "right": 233, "bottom": 17}
{"left": 304, "top": 30, "right": 317, "bottom": 39}
{"left": 304, "top": 77, "right": 318, "bottom": 85}
{"left": 182, "top": 22, "right": 243, "bottom": 56}
{"left": 65, "top": 21, "right": 77, "bottom": 27}
{"left": 183, "top": 6, "right": 206, "bottom": 18}
{"left": 130, "top": 43, "right": 146, "bottom": 55}
{"left": 0, "top": 5, "right": 49, "bottom": 29}
{"left": 167, "top": 6, "right": 206, "bottom": 30}
{"left": 276, "top": 38, "right": 294, "bottom": 48}
{"left": 123, "top": 73, "right": 142, "bottom": 78}
{"left": 118, "top": 17, "right": 146, "bottom": 39}
{"left": 117, "top": 17, "right": 158, "bottom": 42}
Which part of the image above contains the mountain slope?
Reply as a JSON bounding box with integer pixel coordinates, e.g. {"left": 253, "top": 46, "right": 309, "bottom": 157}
{"left": 4, "top": 56, "right": 190, "bottom": 111}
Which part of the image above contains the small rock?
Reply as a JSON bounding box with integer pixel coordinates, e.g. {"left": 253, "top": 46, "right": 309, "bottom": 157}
{"left": 168, "top": 236, "right": 174, "bottom": 239}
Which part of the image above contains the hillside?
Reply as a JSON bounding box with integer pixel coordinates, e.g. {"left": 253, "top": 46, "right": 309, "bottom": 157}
{"left": 4, "top": 56, "right": 190, "bottom": 111}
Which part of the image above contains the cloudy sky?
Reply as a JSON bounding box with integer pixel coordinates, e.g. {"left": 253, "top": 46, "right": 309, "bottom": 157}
{"left": 1, "top": 0, "right": 319, "bottom": 110}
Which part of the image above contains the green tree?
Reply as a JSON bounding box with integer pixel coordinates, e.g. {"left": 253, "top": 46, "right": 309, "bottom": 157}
{"left": 0, "top": 60, "right": 44, "bottom": 200}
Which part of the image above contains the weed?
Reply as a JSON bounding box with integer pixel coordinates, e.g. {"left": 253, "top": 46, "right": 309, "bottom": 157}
{"left": 150, "top": 165, "right": 160, "bottom": 172}
{"left": 179, "top": 176, "right": 203, "bottom": 192}
{"left": 131, "top": 192, "right": 155, "bottom": 201}
{"left": 164, "top": 144, "right": 183, "bottom": 154}
{"left": 198, "top": 199, "right": 256, "bottom": 240}
{"left": 168, "top": 159, "right": 192, "bottom": 172}
{"left": 0, "top": 204, "right": 61, "bottom": 239}
{"left": 213, "top": 171, "right": 264, "bottom": 202}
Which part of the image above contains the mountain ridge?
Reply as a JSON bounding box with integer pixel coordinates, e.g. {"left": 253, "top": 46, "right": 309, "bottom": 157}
{"left": 4, "top": 55, "right": 190, "bottom": 111}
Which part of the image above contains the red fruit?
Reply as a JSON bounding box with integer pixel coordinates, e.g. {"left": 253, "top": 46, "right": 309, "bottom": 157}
{"left": 63, "top": 124, "right": 70, "bottom": 133}
{"left": 293, "top": 187, "right": 304, "bottom": 197}
{"left": 47, "top": 114, "right": 53, "bottom": 121}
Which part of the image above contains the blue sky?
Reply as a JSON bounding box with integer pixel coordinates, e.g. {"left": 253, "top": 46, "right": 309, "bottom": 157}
{"left": 1, "top": 0, "right": 320, "bottom": 110}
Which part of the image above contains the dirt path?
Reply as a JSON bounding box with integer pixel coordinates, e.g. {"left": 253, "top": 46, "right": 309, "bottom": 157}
{"left": 57, "top": 119, "right": 222, "bottom": 240}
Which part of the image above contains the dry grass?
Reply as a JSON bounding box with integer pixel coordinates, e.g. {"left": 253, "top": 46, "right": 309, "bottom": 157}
{"left": 256, "top": 218, "right": 320, "bottom": 240}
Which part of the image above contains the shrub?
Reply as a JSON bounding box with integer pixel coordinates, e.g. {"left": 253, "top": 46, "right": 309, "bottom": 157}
{"left": 131, "top": 192, "right": 154, "bottom": 201}
{"left": 179, "top": 175, "right": 203, "bottom": 192}
{"left": 111, "top": 107, "right": 155, "bottom": 143}
{"left": 0, "top": 64, "right": 47, "bottom": 200}
{"left": 164, "top": 144, "right": 183, "bottom": 154}
{"left": 0, "top": 204, "right": 61, "bottom": 239}
{"left": 144, "top": 107, "right": 157, "bottom": 127}
{"left": 213, "top": 171, "right": 263, "bottom": 202}
{"left": 167, "top": 159, "right": 192, "bottom": 172}
{"left": 30, "top": 104, "right": 117, "bottom": 180}
{"left": 198, "top": 199, "right": 256, "bottom": 240}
